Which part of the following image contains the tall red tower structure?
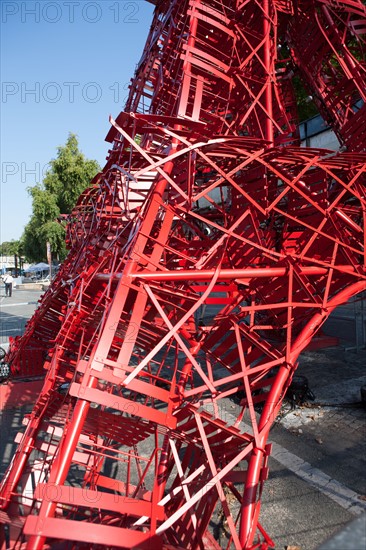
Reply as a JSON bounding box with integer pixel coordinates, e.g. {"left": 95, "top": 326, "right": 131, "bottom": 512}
{"left": 1, "top": 0, "right": 366, "bottom": 548}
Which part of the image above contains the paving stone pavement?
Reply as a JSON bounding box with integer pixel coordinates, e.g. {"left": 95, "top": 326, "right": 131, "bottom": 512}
{"left": 274, "top": 347, "right": 366, "bottom": 502}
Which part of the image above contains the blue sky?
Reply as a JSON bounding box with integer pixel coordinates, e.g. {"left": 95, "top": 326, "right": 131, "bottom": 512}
{"left": 1, "top": 0, "right": 154, "bottom": 243}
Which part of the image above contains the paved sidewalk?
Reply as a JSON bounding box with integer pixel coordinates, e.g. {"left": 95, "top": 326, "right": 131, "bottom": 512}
{"left": 261, "top": 346, "right": 366, "bottom": 548}
{"left": 0, "top": 287, "right": 43, "bottom": 344}
{"left": 0, "top": 289, "right": 365, "bottom": 549}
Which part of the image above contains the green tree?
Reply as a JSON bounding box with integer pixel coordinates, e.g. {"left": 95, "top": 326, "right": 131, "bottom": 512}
{"left": 22, "top": 134, "right": 100, "bottom": 263}
{"left": 0, "top": 241, "right": 17, "bottom": 256}
{"left": 292, "top": 76, "right": 318, "bottom": 122}
{"left": 44, "top": 133, "right": 100, "bottom": 213}
{"left": 0, "top": 239, "right": 24, "bottom": 276}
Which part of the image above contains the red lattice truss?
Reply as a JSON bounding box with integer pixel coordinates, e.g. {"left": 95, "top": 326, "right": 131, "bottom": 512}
{"left": 1, "top": 0, "right": 366, "bottom": 548}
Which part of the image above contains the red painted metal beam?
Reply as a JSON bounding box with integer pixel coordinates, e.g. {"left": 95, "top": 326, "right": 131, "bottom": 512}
{"left": 127, "top": 266, "right": 358, "bottom": 281}
{"left": 0, "top": 1, "right": 365, "bottom": 549}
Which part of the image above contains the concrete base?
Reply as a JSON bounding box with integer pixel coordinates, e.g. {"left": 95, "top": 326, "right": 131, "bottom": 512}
{"left": 0, "top": 379, "right": 44, "bottom": 410}
{"left": 15, "top": 283, "right": 49, "bottom": 291}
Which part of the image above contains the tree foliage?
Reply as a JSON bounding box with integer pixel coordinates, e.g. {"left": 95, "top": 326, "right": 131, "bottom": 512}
{"left": 0, "top": 239, "right": 25, "bottom": 276}
{"left": 22, "top": 134, "right": 100, "bottom": 263}
{"left": 292, "top": 76, "right": 319, "bottom": 122}
{"left": 43, "top": 134, "right": 100, "bottom": 213}
{"left": 0, "top": 240, "right": 21, "bottom": 256}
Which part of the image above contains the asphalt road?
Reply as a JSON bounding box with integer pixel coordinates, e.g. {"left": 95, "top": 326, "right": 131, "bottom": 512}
{"left": 0, "top": 285, "right": 365, "bottom": 549}
{"left": 0, "top": 286, "right": 43, "bottom": 345}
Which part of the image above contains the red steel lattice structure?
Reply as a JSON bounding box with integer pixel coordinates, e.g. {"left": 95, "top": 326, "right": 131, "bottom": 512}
{"left": 1, "top": 0, "right": 366, "bottom": 548}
